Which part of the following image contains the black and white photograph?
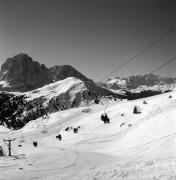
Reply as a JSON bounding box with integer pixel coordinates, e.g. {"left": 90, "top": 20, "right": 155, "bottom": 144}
{"left": 0, "top": 0, "right": 176, "bottom": 179}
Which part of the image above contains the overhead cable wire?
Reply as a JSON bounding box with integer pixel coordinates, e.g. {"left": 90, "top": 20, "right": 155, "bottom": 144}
{"left": 149, "top": 57, "right": 176, "bottom": 74}
{"left": 99, "top": 27, "right": 176, "bottom": 82}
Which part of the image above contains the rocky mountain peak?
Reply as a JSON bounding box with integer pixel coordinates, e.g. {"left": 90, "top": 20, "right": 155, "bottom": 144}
{"left": 0, "top": 53, "right": 52, "bottom": 91}
{"left": 0, "top": 54, "right": 93, "bottom": 92}
{"left": 50, "top": 65, "right": 93, "bottom": 83}
{"left": 1, "top": 53, "right": 32, "bottom": 72}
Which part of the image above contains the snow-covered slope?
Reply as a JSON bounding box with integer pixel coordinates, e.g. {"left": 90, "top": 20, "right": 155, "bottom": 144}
{"left": 23, "top": 76, "right": 121, "bottom": 113}
{"left": 0, "top": 77, "right": 123, "bottom": 130}
{"left": 0, "top": 90, "right": 176, "bottom": 180}
{"left": 24, "top": 76, "right": 120, "bottom": 104}
{"left": 24, "top": 77, "right": 86, "bottom": 102}
{"left": 0, "top": 80, "right": 11, "bottom": 88}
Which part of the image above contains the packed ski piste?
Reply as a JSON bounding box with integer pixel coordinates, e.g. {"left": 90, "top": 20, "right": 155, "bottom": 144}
{"left": 0, "top": 85, "right": 176, "bottom": 180}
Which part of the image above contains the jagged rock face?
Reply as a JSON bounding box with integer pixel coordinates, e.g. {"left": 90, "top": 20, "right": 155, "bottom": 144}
{"left": 0, "top": 92, "right": 27, "bottom": 129}
{"left": 50, "top": 65, "right": 93, "bottom": 83}
{"left": 0, "top": 54, "right": 94, "bottom": 92}
{"left": 98, "top": 74, "right": 175, "bottom": 100}
{"left": 0, "top": 54, "right": 52, "bottom": 92}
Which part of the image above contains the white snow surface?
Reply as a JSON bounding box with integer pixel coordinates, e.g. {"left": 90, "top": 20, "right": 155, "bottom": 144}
{"left": 0, "top": 90, "right": 176, "bottom": 180}
{"left": 24, "top": 77, "right": 86, "bottom": 102}
{"left": 0, "top": 80, "right": 11, "bottom": 88}
{"left": 107, "top": 78, "right": 126, "bottom": 86}
{"left": 130, "top": 84, "right": 171, "bottom": 93}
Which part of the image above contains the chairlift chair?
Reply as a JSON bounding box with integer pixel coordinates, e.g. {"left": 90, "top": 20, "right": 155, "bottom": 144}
{"left": 82, "top": 90, "right": 92, "bottom": 113}
{"left": 82, "top": 108, "right": 91, "bottom": 113}
{"left": 18, "top": 139, "right": 25, "bottom": 147}
{"left": 41, "top": 129, "right": 48, "bottom": 134}
{"left": 41, "top": 123, "right": 48, "bottom": 134}
{"left": 33, "top": 141, "right": 38, "bottom": 147}
{"left": 56, "top": 127, "right": 62, "bottom": 140}
{"left": 18, "top": 131, "right": 25, "bottom": 147}
{"left": 56, "top": 134, "right": 62, "bottom": 140}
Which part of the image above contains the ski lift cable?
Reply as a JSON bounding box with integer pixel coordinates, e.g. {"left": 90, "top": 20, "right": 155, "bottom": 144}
{"left": 25, "top": 133, "right": 38, "bottom": 143}
{"left": 150, "top": 57, "right": 176, "bottom": 74}
{"left": 99, "top": 27, "right": 176, "bottom": 82}
{"left": 18, "top": 130, "right": 25, "bottom": 146}
{"left": 41, "top": 113, "right": 49, "bottom": 134}
{"left": 104, "top": 97, "right": 109, "bottom": 114}
{"left": 19, "top": 130, "right": 25, "bottom": 140}
{"left": 58, "top": 125, "right": 62, "bottom": 134}
{"left": 100, "top": 56, "right": 176, "bottom": 118}
{"left": 82, "top": 90, "right": 92, "bottom": 112}
{"left": 11, "top": 144, "right": 17, "bottom": 156}
{"left": 149, "top": 56, "right": 176, "bottom": 92}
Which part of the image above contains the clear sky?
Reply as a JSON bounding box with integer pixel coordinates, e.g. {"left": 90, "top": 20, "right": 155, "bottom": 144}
{"left": 0, "top": 0, "right": 176, "bottom": 81}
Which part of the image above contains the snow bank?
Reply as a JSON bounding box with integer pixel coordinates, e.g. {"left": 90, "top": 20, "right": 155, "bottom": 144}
{"left": 0, "top": 80, "right": 11, "bottom": 87}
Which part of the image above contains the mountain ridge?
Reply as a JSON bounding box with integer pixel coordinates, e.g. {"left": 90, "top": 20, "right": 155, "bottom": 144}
{"left": 0, "top": 53, "right": 93, "bottom": 92}
{"left": 98, "top": 74, "right": 175, "bottom": 90}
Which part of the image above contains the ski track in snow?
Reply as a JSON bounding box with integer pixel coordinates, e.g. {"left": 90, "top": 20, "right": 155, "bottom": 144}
{"left": 0, "top": 91, "right": 176, "bottom": 179}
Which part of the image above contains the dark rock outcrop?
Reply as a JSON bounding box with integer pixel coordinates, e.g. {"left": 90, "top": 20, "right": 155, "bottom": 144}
{"left": 0, "top": 54, "right": 93, "bottom": 92}
{"left": 50, "top": 65, "right": 93, "bottom": 83}
{"left": 0, "top": 54, "right": 52, "bottom": 91}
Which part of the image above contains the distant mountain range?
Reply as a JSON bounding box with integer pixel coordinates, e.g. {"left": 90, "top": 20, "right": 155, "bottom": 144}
{"left": 98, "top": 74, "right": 175, "bottom": 91}
{"left": 97, "top": 75, "right": 175, "bottom": 100}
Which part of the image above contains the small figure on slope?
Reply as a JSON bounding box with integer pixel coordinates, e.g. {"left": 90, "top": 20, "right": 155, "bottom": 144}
{"left": 56, "top": 134, "right": 62, "bottom": 141}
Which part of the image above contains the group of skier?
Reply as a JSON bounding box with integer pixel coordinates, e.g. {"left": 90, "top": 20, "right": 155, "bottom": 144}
{"left": 55, "top": 126, "right": 81, "bottom": 141}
